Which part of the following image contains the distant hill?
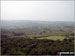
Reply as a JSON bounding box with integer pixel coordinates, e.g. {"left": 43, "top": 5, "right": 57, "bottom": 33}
{"left": 1, "top": 20, "right": 74, "bottom": 29}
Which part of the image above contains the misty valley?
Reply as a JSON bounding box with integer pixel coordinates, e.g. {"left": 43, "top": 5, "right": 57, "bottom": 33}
{"left": 1, "top": 20, "right": 74, "bottom": 55}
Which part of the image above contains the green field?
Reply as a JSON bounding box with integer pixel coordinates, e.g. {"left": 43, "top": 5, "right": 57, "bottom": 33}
{"left": 37, "top": 36, "right": 66, "bottom": 40}
{"left": 14, "top": 35, "right": 66, "bottom": 40}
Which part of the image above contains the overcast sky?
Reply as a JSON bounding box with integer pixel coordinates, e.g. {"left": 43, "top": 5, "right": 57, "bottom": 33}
{"left": 1, "top": 1, "right": 74, "bottom": 21}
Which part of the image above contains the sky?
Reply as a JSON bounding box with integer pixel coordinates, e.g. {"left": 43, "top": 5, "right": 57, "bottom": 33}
{"left": 1, "top": 1, "right": 74, "bottom": 21}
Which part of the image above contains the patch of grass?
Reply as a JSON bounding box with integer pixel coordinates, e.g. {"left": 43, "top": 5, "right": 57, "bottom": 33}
{"left": 37, "top": 36, "right": 66, "bottom": 40}
{"left": 27, "top": 35, "right": 45, "bottom": 38}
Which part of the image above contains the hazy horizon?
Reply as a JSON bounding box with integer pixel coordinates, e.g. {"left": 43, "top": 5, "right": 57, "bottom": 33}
{"left": 1, "top": 1, "right": 74, "bottom": 21}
